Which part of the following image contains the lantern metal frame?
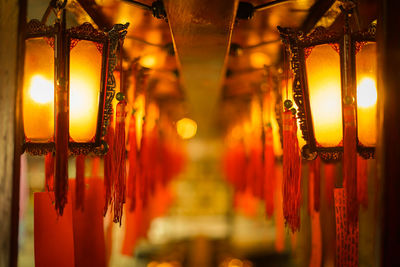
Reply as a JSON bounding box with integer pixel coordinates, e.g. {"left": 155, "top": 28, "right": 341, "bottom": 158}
{"left": 22, "top": 17, "right": 128, "bottom": 156}
{"left": 278, "top": 20, "right": 376, "bottom": 162}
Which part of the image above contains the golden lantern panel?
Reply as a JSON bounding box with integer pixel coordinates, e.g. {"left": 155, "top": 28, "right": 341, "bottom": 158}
{"left": 23, "top": 37, "right": 55, "bottom": 142}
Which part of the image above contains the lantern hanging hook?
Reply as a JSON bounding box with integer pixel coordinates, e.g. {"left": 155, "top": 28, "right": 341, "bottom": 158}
{"left": 41, "top": 0, "right": 67, "bottom": 23}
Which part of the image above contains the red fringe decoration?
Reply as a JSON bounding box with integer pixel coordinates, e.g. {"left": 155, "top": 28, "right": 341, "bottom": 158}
{"left": 334, "top": 188, "right": 359, "bottom": 267}
{"left": 264, "top": 127, "right": 275, "bottom": 218}
{"left": 45, "top": 152, "right": 54, "bottom": 192}
{"left": 113, "top": 100, "right": 127, "bottom": 224}
{"left": 357, "top": 156, "right": 368, "bottom": 209}
{"left": 75, "top": 155, "right": 85, "bottom": 211}
{"left": 282, "top": 110, "right": 301, "bottom": 232}
{"left": 103, "top": 116, "right": 114, "bottom": 215}
{"left": 127, "top": 113, "right": 138, "bottom": 211}
{"left": 343, "top": 106, "right": 358, "bottom": 224}
{"left": 324, "top": 163, "right": 336, "bottom": 207}
{"left": 55, "top": 113, "right": 69, "bottom": 215}
{"left": 310, "top": 158, "right": 321, "bottom": 212}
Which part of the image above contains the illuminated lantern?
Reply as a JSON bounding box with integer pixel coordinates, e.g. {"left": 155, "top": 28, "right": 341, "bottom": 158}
{"left": 279, "top": 7, "right": 376, "bottom": 262}
{"left": 22, "top": 5, "right": 129, "bottom": 214}
{"left": 278, "top": 13, "right": 376, "bottom": 161}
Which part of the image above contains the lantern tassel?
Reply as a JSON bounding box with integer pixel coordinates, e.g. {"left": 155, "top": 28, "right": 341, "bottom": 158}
{"left": 75, "top": 155, "right": 85, "bottom": 211}
{"left": 127, "top": 112, "right": 137, "bottom": 211}
{"left": 55, "top": 113, "right": 69, "bottom": 216}
{"left": 104, "top": 115, "right": 114, "bottom": 215}
{"left": 264, "top": 126, "right": 275, "bottom": 218}
{"left": 343, "top": 106, "right": 358, "bottom": 224}
{"left": 113, "top": 96, "right": 127, "bottom": 224}
{"left": 357, "top": 156, "right": 368, "bottom": 209}
{"left": 282, "top": 109, "right": 301, "bottom": 232}
{"left": 45, "top": 152, "right": 54, "bottom": 192}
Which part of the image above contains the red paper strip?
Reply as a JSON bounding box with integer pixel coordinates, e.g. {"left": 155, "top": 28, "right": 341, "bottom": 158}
{"left": 334, "top": 188, "right": 359, "bottom": 267}
{"left": 34, "top": 192, "right": 75, "bottom": 267}
{"left": 70, "top": 178, "right": 106, "bottom": 267}
{"left": 75, "top": 155, "right": 85, "bottom": 211}
{"left": 324, "top": 163, "right": 336, "bottom": 207}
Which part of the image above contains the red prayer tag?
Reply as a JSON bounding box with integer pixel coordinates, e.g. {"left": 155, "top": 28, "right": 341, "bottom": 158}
{"left": 34, "top": 192, "right": 75, "bottom": 267}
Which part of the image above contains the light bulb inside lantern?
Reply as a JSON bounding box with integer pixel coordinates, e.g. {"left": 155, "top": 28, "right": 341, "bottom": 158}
{"left": 29, "top": 75, "right": 54, "bottom": 104}
{"left": 357, "top": 77, "right": 377, "bottom": 108}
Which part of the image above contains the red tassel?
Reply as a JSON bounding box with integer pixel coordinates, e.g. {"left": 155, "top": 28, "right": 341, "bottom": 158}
{"left": 104, "top": 115, "right": 114, "bottom": 215}
{"left": 357, "top": 156, "right": 368, "bottom": 209}
{"left": 55, "top": 112, "right": 69, "bottom": 216}
{"left": 310, "top": 158, "right": 321, "bottom": 212}
{"left": 282, "top": 110, "right": 301, "bottom": 232}
{"left": 127, "top": 112, "right": 137, "bottom": 211}
{"left": 113, "top": 99, "right": 127, "bottom": 224}
{"left": 264, "top": 127, "right": 275, "bottom": 218}
{"left": 324, "top": 163, "right": 336, "bottom": 207}
{"left": 45, "top": 152, "right": 54, "bottom": 192}
{"left": 75, "top": 155, "right": 85, "bottom": 211}
{"left": 343, "top": 106, "right": 358, "bottom": 224}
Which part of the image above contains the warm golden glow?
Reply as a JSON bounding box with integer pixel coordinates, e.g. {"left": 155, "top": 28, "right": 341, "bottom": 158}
{"left": 250, "top": 52, "right": 271, "bottom": 68}
{"left": 29, "top": 75, "right": 54, "bottom": 104}
{"left": 356, "top": 42, "right": 377, "bottom": 146}
{"left": 140, "top": 55, "right": 158, "bottom": 68}
{"left": 177, "top": 118, "right": 197, "bottom": 139}
{"left": 23, "top": 38, "right": 54, "bottom": 142}
{"left": 69, "top": 40, "right": 101, "bottom": 142}
{"left": 306, "top": 44, "right": 342, "bottom": 147}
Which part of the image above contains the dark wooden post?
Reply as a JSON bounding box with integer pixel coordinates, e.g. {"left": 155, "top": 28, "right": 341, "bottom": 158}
{"left": 378, "top": 0, "right": 400, "bottom": 266}
{"left": 0, "top": 0, "right": 25, "bottom": 267}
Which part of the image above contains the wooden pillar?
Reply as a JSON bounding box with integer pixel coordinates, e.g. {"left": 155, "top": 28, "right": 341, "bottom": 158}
{"left": 0, "top": 0, "right": 25, "bottom": 267}
{"left": 378, "top": 0, "right": 400, "bottom": 266}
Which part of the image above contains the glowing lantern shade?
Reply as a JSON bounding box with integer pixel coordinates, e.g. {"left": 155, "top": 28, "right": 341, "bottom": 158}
{"left": 278, "top": 21, "right": 377, "bottom": 161}
{"left": 22, "top": 16, "right": 129, "bottom": 155}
